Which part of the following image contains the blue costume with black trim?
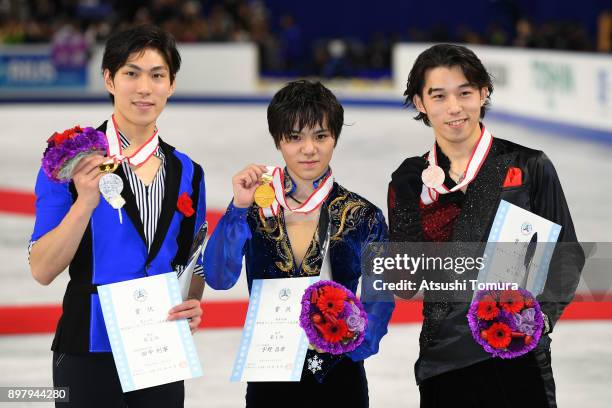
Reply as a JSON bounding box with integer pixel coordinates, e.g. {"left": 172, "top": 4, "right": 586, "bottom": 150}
{"left": 31, "top": 121, "right": 206, "bottom": 353}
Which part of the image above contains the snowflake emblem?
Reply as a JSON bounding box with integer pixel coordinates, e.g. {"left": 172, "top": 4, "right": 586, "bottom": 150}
{"left": 307, "top": 355, "right": 323, "bottom": 374}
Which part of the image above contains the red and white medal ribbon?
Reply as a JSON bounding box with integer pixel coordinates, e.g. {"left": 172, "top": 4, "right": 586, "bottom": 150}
{"left": 105, "top": 115, "right": 159, "bottom": 166}
{"left": 100, "top": 115, "right": 159, "bottom": 224}
{"left": 420, "top": 125, "right": 493, "bottom": 205}
{"left": 261, "top": 166, "right": 334, "bottom": 218}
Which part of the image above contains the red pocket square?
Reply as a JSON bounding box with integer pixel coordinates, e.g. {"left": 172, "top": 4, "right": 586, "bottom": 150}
{"left": 503, "top": 167, "right": 522, "bottom": 188}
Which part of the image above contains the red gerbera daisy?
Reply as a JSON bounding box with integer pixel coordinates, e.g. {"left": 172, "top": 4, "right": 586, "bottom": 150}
{"left": 499, "top": 290, "right": 524, "bottom": 313}
{"left": 316, "top": 287, "right": 346, "bottom": 316}
{"left": 320, "top": 320, "right": 349, "bottom": 343}
{"left": 485, "top": 322, "right": 512, "bottom": 349}
{"left": 477, "top": 295, "right": 500, "bottom": 320}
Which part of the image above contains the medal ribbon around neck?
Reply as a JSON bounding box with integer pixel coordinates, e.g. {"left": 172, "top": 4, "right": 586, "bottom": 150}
{"left": 261, "top": 166, "right": 334, "bottom": 218}
{"left": 105, "top": 115, "right": 159, "bottom": 166}
{"left": 420, "top": 125, "right": 493, "bottom": 205}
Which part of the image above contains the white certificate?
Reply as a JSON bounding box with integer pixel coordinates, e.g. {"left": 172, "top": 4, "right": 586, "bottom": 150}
{"left": 231, "top": 276, "right": 319, "bottom": 382}
{"left": 98, "top": 272, "right": 203, "bottom": 392}
{"left": 475, "top": 200, "right": 561, "bottom": 296}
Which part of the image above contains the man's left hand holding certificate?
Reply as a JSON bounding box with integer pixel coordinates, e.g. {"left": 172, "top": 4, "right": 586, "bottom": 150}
{"left": 98, "top": 273, "right": 203, "bottom": 392}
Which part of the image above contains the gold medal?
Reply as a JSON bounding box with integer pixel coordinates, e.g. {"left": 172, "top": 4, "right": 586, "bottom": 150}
{"left": 254, "top": 183, "right": 275, "bottom": 208}
{"left": 99, "top": 160, "right": 119, "bottom": 173}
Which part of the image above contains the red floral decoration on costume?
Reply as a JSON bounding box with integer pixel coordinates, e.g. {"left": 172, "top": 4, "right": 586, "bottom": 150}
{"left": 502, "top": 167, "right": 522, "bottom": 188}
{"left": 485, "top": 322, "right": 512, "bottom": 349}
{"left": 499, "top": 290, "right": 525, "bottom": 314}
{"left": 320, "top": 320, "right": 349, "bottom": 343}
{"left": 316, "top": 286, "right": 347, "bottom": 317}
{"left": 177, "top": 192, "right": 195, "bottom": 217}
{"left": 476, "top": 295, "right": 500, "bottom": 320}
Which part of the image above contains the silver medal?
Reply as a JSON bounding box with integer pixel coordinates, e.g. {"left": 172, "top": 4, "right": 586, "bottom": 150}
{"left": 99, "top": 173, "right": 125, "bottom": 222}
{"left": 99, "top": 173, "right": 123, "bottom": 200}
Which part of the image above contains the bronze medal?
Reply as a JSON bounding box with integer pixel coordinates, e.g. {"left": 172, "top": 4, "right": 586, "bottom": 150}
{"left": 421, "top": 165, "right": 445, "bottom": 189}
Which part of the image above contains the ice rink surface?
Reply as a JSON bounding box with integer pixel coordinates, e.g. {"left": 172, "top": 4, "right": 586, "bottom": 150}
{"left": 1, "top": 322, "right": 612, "bottom": 408}
{"left": 1, "top": 103, "right": 611, "bottom": 406}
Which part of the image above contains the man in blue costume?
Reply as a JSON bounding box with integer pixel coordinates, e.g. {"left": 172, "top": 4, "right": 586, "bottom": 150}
{"left": 29, "top": 25, "right": 206, "bottom": 407}
{"left": 203, "top": 79, "right": 394, "bottom": 407}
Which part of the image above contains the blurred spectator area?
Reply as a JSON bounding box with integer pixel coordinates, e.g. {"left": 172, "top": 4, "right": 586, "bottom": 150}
{"left": 0, "top": 0, "right": 610, "bottom": 79}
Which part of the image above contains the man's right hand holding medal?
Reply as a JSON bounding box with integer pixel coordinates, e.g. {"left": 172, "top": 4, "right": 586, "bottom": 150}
{"left": 232, "top": 164, "right": 270, "bottom": 208}
{"left": 31, "top": 153, "right": 109, "bottom": 285}
{"left": 71, "top": 154, "right": 108, "bottom": 213}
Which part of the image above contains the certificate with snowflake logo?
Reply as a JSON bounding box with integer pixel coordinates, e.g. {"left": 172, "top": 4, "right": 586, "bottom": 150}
{"left": 475, "top": 200, "right": 561, "bottom": 298}
{"left": 231, "top": 276, "right": 319, "bottom": 382}
{"left": 98, "top": 273, "right": 203, "bottom": 392}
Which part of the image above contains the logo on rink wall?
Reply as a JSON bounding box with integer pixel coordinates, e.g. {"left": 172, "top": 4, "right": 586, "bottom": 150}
{"left": 0, "top": 50, "right": 86, "bottom": 89}
{"left": 531, "top": 61, "right": 575, "bottom": 108}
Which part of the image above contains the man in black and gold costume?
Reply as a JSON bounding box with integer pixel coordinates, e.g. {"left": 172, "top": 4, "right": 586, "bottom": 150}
{"left": 204, "top": 80, "right": 394, "bottom": 407}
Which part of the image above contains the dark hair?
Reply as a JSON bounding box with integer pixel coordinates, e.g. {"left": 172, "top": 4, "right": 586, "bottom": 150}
{"left": 403, "top": 44, "right": 493, "bottom": 126}
{"left": 101, "top": 24, "right": 181, "bottom": 103}
{"left": 267, "top": 80, "right": 344, "bottom": 148}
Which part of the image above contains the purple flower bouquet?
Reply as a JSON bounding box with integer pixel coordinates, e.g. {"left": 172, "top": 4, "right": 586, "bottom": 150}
{"left": 42, "top": 126, "right": 108, "bottom": 183}
{"left": 467, "top": 288, "right": 544, "bottom": 359}
{"left": 299, "top": 280, "right": 367, "bottom": 355}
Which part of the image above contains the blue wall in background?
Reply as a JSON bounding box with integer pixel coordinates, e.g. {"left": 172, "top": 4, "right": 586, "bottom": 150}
{"left": 264, "top": 0, "right": 608, "bottom": 43}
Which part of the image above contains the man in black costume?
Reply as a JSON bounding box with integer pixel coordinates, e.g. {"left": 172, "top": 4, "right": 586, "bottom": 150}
{"left": 388, "top": 44, "right": 584, "bottom": 407}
